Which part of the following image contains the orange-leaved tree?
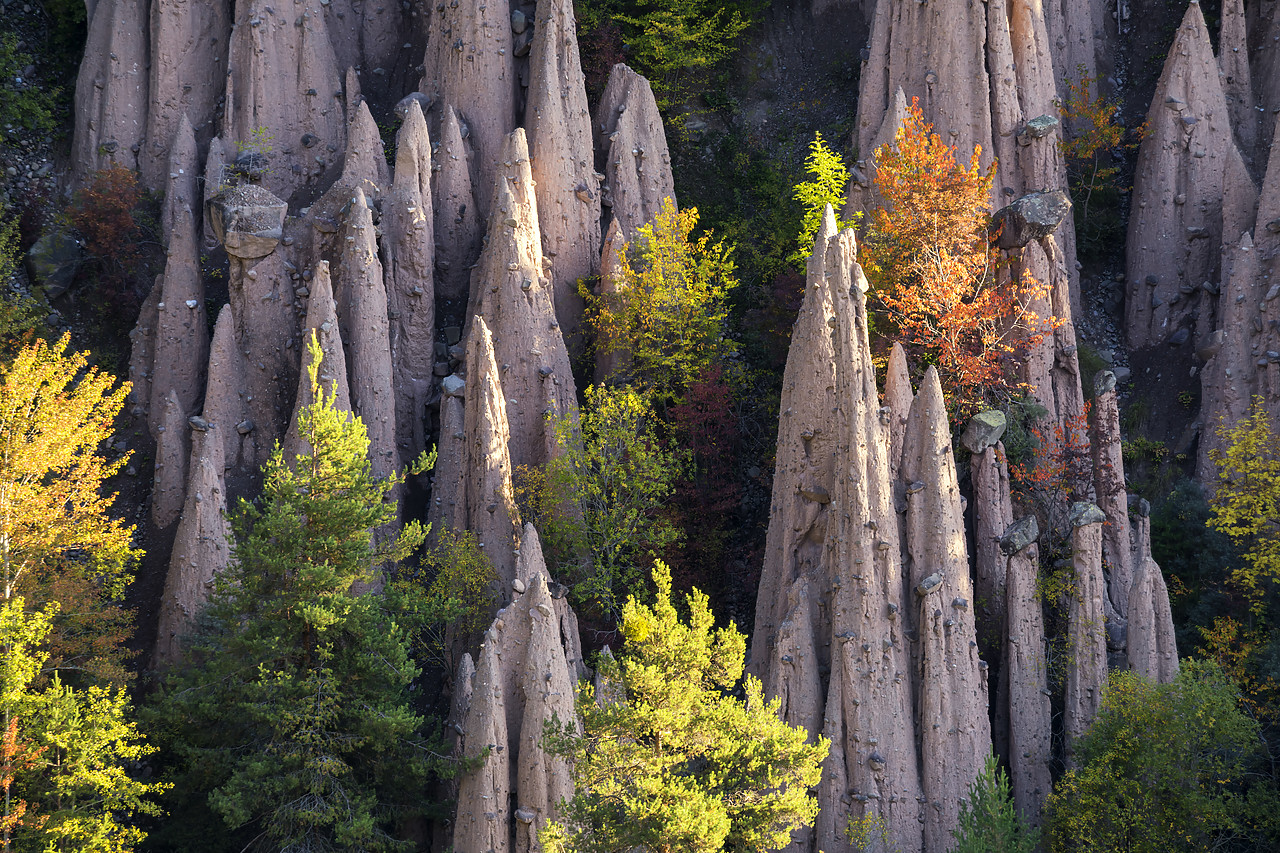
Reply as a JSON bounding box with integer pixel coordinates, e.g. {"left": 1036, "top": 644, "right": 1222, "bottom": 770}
{"left": 863, "top": 98, "right": 1055, "bottom": 420}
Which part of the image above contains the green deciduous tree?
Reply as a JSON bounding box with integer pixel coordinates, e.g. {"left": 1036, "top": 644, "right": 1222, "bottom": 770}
{"left": 1208, "top": 397, "right": 1280, "bottom": 614}
{"left": 1047, "top": 661, "right": 1280, "bottom": 853}
{"left": 540, "top": 560, "right": 827, "bottom": 853}
{"left": 2, "top": 598, "right": 165, "bottom": 853}
{"left": 952, "top": 755, "right": 1039, "bottom": 853}
{"left": 521, "top": 384, "right": 684, "bottom": 618}
{"left": 790, "top": 131, "right": 859, "bottom": 266}
{"left": 576, "top": 0, "right": 754, "bottom": 105}
{"left": 586, "top": 198, "right": 739, "bottom": 406}
{"left": 151, "top": 336, "right": 440, "bottom": 852}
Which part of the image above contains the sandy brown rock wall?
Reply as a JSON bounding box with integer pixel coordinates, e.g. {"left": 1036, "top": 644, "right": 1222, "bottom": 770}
{"left": 73, "top": 0, "right": 150, "bottom": 179}
{"left": 1126, "top": 3, "right": 1257, "bottom": 351}
{"left": 526, "top": 0, "right": 601, "bottom": 341}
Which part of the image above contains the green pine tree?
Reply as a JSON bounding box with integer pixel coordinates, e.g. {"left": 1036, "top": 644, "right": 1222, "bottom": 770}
{"left": 951, "top": 754, "right": 1039, "bottom": 853}
{"left": 540, "top": 560, "right": 828, "bottom": 853}
{"left": 151, "top": 334, "right": 440, "bottom": 852}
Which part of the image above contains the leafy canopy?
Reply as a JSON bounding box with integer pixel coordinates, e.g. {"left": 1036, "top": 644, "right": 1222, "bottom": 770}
{"left": 520, "top": 384, "right": 684, "bottom": 618}
{"left": 585, "top": 198, "right": 739, "bottom": 406}
{"left": 150, "top": 335, "right": 439, "bottom": 852}
{"left": 791, "top": 131, "right": 859, "bottom": 266}
{"left": 0, "top": 334, "right": 137, "bottom": 686}
{"left": 2, "top": 598, "right": 166, "bottom": 853}
{"left": 540, "top": 561, "right": 828, "bottom": 853}
{"left": 1208, "top": 397, "right": 1280, "bottom": 614}
{"left": 1046, "top": 661, "right": 1280, "bottom": 853}
{"left": 863, "top": 98, "right": 1056, "bottom": 420}
{"left": 576, "top": 0, "right": 754, "bottom": 105}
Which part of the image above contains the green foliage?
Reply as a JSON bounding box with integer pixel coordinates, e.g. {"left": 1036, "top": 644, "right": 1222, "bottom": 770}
{"left": 790, "top": 131, "right": 859, "bottom": 266}
{"left": 1075, "top": 344, "right": 1107, "bottom": 399}
{"left": 576, "top": 0, "right": 755, "bottom": 105}
{"left": 585, "top": 198, "right": 740, "bottom": 405}
{"left": 1122, "top": 435, "right": 1169, "bottom": 466}
{"left": 521, "top": 384, "right": 685, "bottom": 617}
{"left": 1055, "top": 70, "right": 1135, "bottom": 264}
{"left": 952, "top": 755, "right": 1039, "bottom": 853}
{"left": 0, "top": 35, "right": 57, "bottom": 135}
{"left": 999, "top": 393, "right": 1049, "bottom": 471}
{"left": 1047, "top": 661, "right": 1280, "bottom": 853}
{"left": 1208, "top": 398, "right": 1280, "bottom": 613}
{"left": 150, "top": 336, "right": 439, "bottom": 852}
{"left": 2, "top": 598, "right": 166, "bottom": 853}
{"left": 1149, "top": 480, "right": 1243, "bottom": 654}
{"left": 540, "top": 561, "right": 827, "bottom": 853}
{"left": 846, "top": 813, "right": 894, "bottom": 852}
{"left": 405, "top": 526, "right": 499, "bottom": 670}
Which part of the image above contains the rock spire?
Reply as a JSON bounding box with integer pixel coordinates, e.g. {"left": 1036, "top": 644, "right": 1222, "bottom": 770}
{"left": 1125, "top": 2, "right": 1257, "bottom": 350}
{"left": 451, "top": 539, "right": 580, "bottom": 853}
{"left": 73, "top": 0, "right": 150, "bottom": 178}
{"left": 153, "top": 424, "right": 231, "bottom": 667}
{"left": 594, "top": 64, "right": 677, "bottom": 239}
{"left": 858, "top": 0, "right": 994, "bottom": 180}
{"left": 382, "top": 100, "right": 437, "bottom": 470}
{"left": 755, "top": 208, "right": 925, "bottom": 853}
{"left": 148, "top": 206, "right": 209, "bottom": 439}
{"left": 901, "top": 368, "right": 992, "bottom": 853}
{"left": 337, "top": 187, "right": 398, "bottom": 479}
{"left": 1065, "top": 502, "right": 1108, "bottom": 756}
{"left": 1127, "top": 501, "right": 1180, "bottom": 683}
{"left": 222, "top": 0, "right": 347, "bottom": 200}
{"left": 1002, "top": 522, "right": 1052, "bottom": 824}
{"left": 433, "top": 105, "right": 484, "bottom": 307}
{"left": 468, "top": 129, "right": 578, "bottom": 476}
{"left": 142, "top": 0, "right": 231, "bottom": 187}
{"left": 419, "top": 0, "right": 517, "bottom": 218}
{"left": 526, "top": 0, "right": 602, "bottom": 337}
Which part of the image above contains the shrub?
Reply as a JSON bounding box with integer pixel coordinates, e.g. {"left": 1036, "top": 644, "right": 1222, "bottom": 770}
{"left": 585, "top": 198, "right": 739, "bottom": 406}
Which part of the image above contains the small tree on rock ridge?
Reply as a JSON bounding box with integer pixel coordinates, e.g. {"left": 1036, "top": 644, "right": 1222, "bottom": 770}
{"left": 540, "top": 560, "right": 828, "bottom": 853}
{"left": 151, "top": 335, "right": 440, "bottom": 852}
{"left": 863, "top": 98, "right": 1057, "bottom": 421}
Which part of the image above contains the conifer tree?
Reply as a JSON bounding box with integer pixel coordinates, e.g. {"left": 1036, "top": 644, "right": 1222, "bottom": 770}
{"left": 791, "top": 131, "right": 858, "bottom": 266}
{"left": 541, "top": 561, "right": 827, "bottom": 853}
{"left": 152, "top": 335, "right": 435, "bottom": 852}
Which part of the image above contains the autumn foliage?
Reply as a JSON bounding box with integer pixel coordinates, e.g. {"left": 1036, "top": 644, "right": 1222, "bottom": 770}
{"left": 68, "top": 167, "right": 146, "bottom": 309}
{"left": 863, "top": 99, "right": 1055, "bottom": 420}
{"left": 0, "top": 334, "right": 138, "bottom": 686}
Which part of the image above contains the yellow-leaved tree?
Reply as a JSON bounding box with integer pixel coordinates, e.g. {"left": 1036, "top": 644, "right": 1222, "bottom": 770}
{"left": 0, "top": 333, "right": 138, "bottom": 684}
{"left": 1, "top": 335, "right": 164, "bottom": 853}
{"left": 1208, "top": 397, "right": 1280, "bottom": 613}
{"left": 585, "top": 198, "right": 738, "bottom": 406}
